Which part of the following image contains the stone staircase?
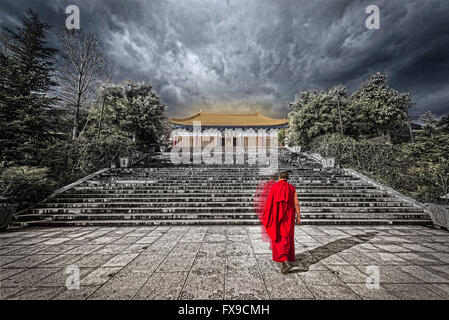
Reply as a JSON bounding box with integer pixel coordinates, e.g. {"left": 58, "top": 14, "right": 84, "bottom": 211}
{"left": 12, "top": 148, "right": 431, "bottom": 226}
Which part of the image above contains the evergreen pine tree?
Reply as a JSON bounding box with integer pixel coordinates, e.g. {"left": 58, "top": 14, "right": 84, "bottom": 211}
{"left": 0, "top": 9, "right": 60, "bottom": 165}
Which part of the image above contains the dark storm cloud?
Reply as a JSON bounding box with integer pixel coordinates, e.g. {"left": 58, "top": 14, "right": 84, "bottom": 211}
{"left": 1, "top": 0, "right": 448, "bottom": 119}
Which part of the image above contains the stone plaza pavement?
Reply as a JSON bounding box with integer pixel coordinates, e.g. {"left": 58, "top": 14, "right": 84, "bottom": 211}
{"left": 1, "top": 225, "right": 449, "bottom": 300}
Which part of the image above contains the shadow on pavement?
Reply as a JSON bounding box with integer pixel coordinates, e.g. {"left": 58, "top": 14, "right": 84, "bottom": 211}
{"left": 290, "top": 232, "right": 378, "bottom": 273}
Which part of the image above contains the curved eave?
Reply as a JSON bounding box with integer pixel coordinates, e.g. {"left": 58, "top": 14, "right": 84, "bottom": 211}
{"left": 169, "top": 111, "right": 288, "bottom": 128}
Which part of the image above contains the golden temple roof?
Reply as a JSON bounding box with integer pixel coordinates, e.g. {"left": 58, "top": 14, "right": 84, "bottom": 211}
{"left": 170, "top": 110, "right": 288, "bottom": 127}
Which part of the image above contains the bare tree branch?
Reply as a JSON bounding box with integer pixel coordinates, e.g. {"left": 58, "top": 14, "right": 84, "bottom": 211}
{"left": 56, "top": 28, "right": 109, "bottom": 140}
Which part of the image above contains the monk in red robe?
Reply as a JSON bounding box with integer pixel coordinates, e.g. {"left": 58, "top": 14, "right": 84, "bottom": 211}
{"left": 261, "top": 171, "right": 301, "bottom": 274}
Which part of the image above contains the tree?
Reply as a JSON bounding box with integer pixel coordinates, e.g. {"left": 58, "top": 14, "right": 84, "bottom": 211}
{"left": 419, "top": 111, "right": 438, "bottom": 139}
{"left": 437, "top": 114, "right": 449, "bottom": 133}
{"left": 122, "top": 81, "right": 170, "bottom": 147}
{"left": 349, "top": 73, "right": 412, "bottom": 143}
{"left": 328, "top": 85, "right": 348, "bottom": 136}
{"left": 0, "top": 9, "right": 59, "bottom": 164}
{"left": 56, "top": 29, "right": 109, "bottom": 140}
{"left": 286, "top": 86, "right": 349, "bottom": 147}
{"left": 86, "top": 81, "right": 170, "bottom": 149}
{"left": 278, "top": 128, "right": 286, "bottom": 145}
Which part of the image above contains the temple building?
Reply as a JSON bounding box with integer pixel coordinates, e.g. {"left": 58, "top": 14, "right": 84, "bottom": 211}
{"left": 169, "top": 110, "right": 288, "bottom": 148}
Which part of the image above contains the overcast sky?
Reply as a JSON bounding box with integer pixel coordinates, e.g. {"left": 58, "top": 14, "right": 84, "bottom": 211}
{"left": 1, "top": 0, "right": 448, "bottom": 119}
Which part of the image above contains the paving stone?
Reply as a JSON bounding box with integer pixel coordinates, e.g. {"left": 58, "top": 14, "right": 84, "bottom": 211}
{"left": 113, "top": 236, "right": 143, "bottom": 244}
{"left": 316, "top": 253, "right": 350, "bottom": 265}
{"left": 355, "top": 265, "right": 422, "bottom": 284}
{"left": 122, "top": 243, "right": 151, "bottom": 254}
{"left": 226, "top": 256, "right": 260, "bottom": 275}
{"left": 227, "top": 241, "right": 253, "bottom": 257}
{"left": 39, "top": 244, "right": 81, "bottom": 255}
{"left": 396, "top": 252, "right": 447, "bottom": 265}
{"left": 400, "top": 243, "right": 437, "bottom": 253}
{"left": 142, "top": 239, "right": 178, "bottom": 255}
{"left": 179, "top": 233, "right": 206, "bottom": 243}
{"left": 89, "top": 236, "right": 121, "bottom": 245}
{"left": 0, "top": 255, "right": 26, "bottom": 266}
{"left": 204, "top": 233, "right": 227, "bottom": 243}
{"left": 326, "top": 265, "right": 369, "bottom": 283}
{"left": 180, "top": 272, "right": 225, "bottom": 300}
{"left": 13, "top": 237, "right": 47, "bottom": 245}
{"left": 0, "top": 245, "right": 23, "bottom": 255}
{"left": 37, "top": 254, "right": 82, "bottom": 268}
{"left": 291, "top": 252, "right": 328, "bottom": 271}
{"left": 308, "top": 283, "right": 360, "bottom": 300}
{"left": 372, "top": 244, "right": 411, "bottom": 253}
{"left": 1, "top": 267, "right": 59, "bottom": 287}
{"left": 171, "top": 241, "right": 202, "bottom": 255}
{"left": 42, "top": 238, "right": 71, "bottom": 245}
{"left": 424, "top": 265, "right": 449, "bottom": 279}
{"left": 64, "top": 244, "right": 105, "bottom": 255}
{"left": 156, "top": 253, "right": 196, "bottom": 272}
{"left": 6, "top": 286, "right": 65, "bottom": 300}
{"left": 400, "top": 265, "right": 449, "bottom": 283}
{"left": 366, "top": 252, "right": 411, "bottom": 266}
{"left": 197, "top": 242, "right": 227, "bottom": 259}
{"left": 383, "top": 284, "right": 443, "bottom": 300}
{"left": 2, "top": 254, "right": 57, "bottom": 269}
{"left": 74, "top": 254, "right": 116, "bottom": 268}
{"left": 53, "top": 286, "right": 100, "bottom": 300}
{"left": 136, "top": 236, "right": 160, "bottom": 244}
{"left": 225, "top": 271, "right": 269, "bottom": 300}
{"left": 338, "top": 252, "right": 378, "bottom": 265}
{"left": 81, "top": 267, "right": 123, "bottom": 286}
{"left": 0, "top": 268, "right": 26, "bottom": 281}
{"left": 250, "top": 240, "right": 272, "bottom": 254}
{"left": 345, "top": 283, "right": 399, "bottom": 300}
{"left": 39, "top": 267, "right": 95, "bottom": 287}
{"left": 298, "top": 270, "right": 346, "bottom": 286}
{"left": 421, "top": 242, "right": 449, "bottom": 252}
{"left": 102, "top": 253, "right": 139, "bottom": 267}
{"left": 378, "top": 236, "right": 413, "bottom": 243}
{"left": 190, "top": 257, "right": 226, "bottom": 276}
{"left": 126, "top": 253, "right": 165, "bottom": 271}
{"left": 428, "top": 252, "right": 449, "bottom": 264}
{"left": 134, "top": 271, "right": 188, "bottom": 300}
{"left": 7, "top": 244, "right": 49, "bottom": 255}
{"left": 0, "top": 286, "right": 26, "bottom": 299}
{"left": 95, "top": 244, "right": 131, "bottom": 255}
{"left": 423, "top": 284, "right": 449, "bottom": 299}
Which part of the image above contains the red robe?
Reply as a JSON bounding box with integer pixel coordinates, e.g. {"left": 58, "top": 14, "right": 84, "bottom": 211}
{"left": 261, "top": 180, "right": 297, "bottom": 262}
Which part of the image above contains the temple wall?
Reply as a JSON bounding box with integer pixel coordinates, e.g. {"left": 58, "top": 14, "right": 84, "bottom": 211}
{"left": 170, "top": 127, "right": 280, "bottom": 148}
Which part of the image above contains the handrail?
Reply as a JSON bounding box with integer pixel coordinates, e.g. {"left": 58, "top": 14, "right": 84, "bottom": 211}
{"left": 14, "top": 168, "right": 109, "bottom": 216}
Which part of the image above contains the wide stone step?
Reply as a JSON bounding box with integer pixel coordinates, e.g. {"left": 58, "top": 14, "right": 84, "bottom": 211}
{"left": 12, "top": 219, "right": 262, "bottom": 227}
{"left": 71, "top": 184, "right": 377, "bottom": 191}
{"left": 12, "top": 217, "right": 432, "bottom": 227}
{"left": 28, "top": 206, "right": 424, "bottom": 214}
{"left": 16, "top": 212, "right": 259, "bottom": 221}
{"left": 82, "top": 179, "right": 361, "bottom": 186}
{"left": 15, "top": 211, "right": 429, "bottom": 222}
{"left": 46, "top": 196, "right": 400, "bottom": 203}
{"left": 37, "top": 201, "right": 414, "bottom": 208}
{"left": 55, "top": 190, "right": 391, "bottom": 197}
{"left": 92, "top": 175, "right": 358, "bottom": 180}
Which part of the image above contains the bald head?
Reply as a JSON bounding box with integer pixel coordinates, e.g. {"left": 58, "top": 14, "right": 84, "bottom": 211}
{"left": 279, "top": 171, "right": 289, "bottom": 180}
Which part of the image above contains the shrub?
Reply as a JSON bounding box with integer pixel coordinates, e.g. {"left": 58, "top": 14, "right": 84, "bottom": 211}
{"left": 310, "top": 134, "right": 449, "bottom": 202}
{"left": 45, "top": 133, "right": 137, "bottom": 185}
{"left": 0, "top": 164, "right": 54, "bottom": 210}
